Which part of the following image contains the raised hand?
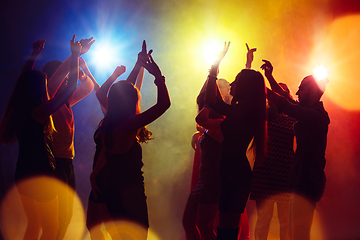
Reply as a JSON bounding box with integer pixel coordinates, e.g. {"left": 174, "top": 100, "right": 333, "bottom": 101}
{"left": 32, "top": 40, "right": 46, "bottom": 56}
{"left": 137, "top": 40, "right": 152, "bottom": 64}
{"left": 112, "top": 65, "right": 126, "bottom": 78}
{"left": 209, "top": 41, "right": 230, "bottom": 77}
{"left": 70, "top": 34, "right": 82, "bottom": 56}
{"left": 139, "top": 51, "right": 162, "bottom": 78}
{"left": 245, "top": 43, "right": 257, "bottom": 69}
{"left": 261, "top": 59, "right": 273, "bottom": 78}
{"left": 79, "top": 37, "right": 95, "bottom": 55}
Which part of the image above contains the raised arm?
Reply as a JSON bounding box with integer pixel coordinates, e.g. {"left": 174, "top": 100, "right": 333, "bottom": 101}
{"left": 126, "top": 40, "right": 150, "bottom": 91}
{"left": 195, "top": 106, "right": 222, "bottom": 133}
{"left": 245, "top": 43, "right": 256, "bottom": 69}
{"left": 32, "top": 35, "right": 81, "bottom": 123}
{"left": 79, "top": 57, "right": 100, "bottom": 92}
{"left": 96, "top": 65, "right": 126, "bottom": 110}
{"left": 122, "top": 51, "right": 170, "bottom": 130}
{"left": 22, "top": 40, "right": 45, "bottom": 72}
{"left": 47, "top": 36, "right": 95, "bottom": 98}
{"left": 261, "top": 60, "right": 291, "bottom": 97}
{"left": 68, "top": 68, "right": 94, "bottom": 107}
{"left": 205, "top": 42, "right": 230, "bottom": 105}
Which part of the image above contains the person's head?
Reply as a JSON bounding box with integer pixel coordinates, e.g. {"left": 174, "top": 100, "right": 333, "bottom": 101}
{"left": 107, "top": 81, "right": 140, "bottom": 119}
{"left": 230, "top": 69, "right": 267, "bottom": 162}
{"left": 42, "top": 60, "right": 62, "bottom": 80}
{"left": 102, "top": 81, "right": 151, "bottom": 147}
{"left": 0, "top": 70, "right": 48, "bottom": 144}
{"left": 296, "top": 75, "right": 324, "bottom": 107}
{"left": 230, "top": 69, "right": 266, "bottom": 105}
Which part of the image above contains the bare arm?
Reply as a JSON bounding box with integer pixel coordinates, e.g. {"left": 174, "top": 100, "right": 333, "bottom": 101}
{"left": 95, "top": 65, "right": 126, "bottom": 110}
{"left": 47, "top": 37, "right": 94, "bottom": 98}
{"left": 22, "top": 40, "right": 46, "bottom": 72}
{"left": 205, "top": 42, "right": 230, "bottom": 105}
{"left": 68, "top": 69, "right": 94, "bottom": 106}
{"left": 79, "top": 57, "right": 100, "bottom": 92}
{"left": 32, "top": 35, "right": 81, "bottom": 123}
{"left": 126, "top": 40, "right": 150, "bottom": 92}
{"left": 261, "top": 60, "right": 290, "bottom": 98}
{"left": 119, "top": 52, "right": 170, "bottom": 131}
{"left": 245, "top": 43, "right": 256, "bottom": 69}
{"left": 195, "top": 106, "right": 222, "bottom": 133}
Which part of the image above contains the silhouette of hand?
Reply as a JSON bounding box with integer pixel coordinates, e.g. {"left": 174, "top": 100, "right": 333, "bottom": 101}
{"left": 112, "top": 65, "right": 126, "bottom": 78}
{"left": 79, "top": 37, "right": 95, "bottom": 55}
{"left": 246, "top": 43, "right": 256, "bottom": 68}
{"left": 137, "top": 40, "right": 151, "bottom": 64}
{"left": 261, "top": 60, "right": 273, "bottom": 78}
{"left": 32, "top": 40, "right": 46, "bottom": 55}
{"left": 209, "top": 42, "right": 230, "bottom": 77}
{"left": 139, "top": 52, "right": 162, "bottom": 78}
{"left": 70, "top": 34, "right": 82, "bottom": 56}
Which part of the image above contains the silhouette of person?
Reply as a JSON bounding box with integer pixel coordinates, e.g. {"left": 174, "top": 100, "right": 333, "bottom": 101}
{"left": 264, "top": 60, "right": 330, "bottom": 240}
{"left": 41, "top": 36, "right": 95, "bottom": 240}
{"left": 86, "top": 41, "right": 148, "bottom": 240}
{"left": 0, "top": 36, "right": 81, "bottom": 240}
{"left": 205, "top": 42, "right": 267, "bottom": 240}
{"left": 251, "top": 81, "right": 295, "bottom": 240}
{"left": 90, "top": 43, "right": 170, "bottom": 240}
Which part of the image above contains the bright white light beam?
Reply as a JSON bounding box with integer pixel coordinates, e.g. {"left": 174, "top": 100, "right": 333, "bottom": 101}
{"left": 313, "top": 66, "right": 328, "bottom": 80}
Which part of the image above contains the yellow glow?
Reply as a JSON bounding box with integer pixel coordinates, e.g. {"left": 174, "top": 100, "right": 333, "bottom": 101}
{"left": 86, "top": 220, "right": 160, "bottom": 240}
{"left": 203, "top": 39, "right": 224, "bottom": 64}
{"left": 0, "top": 177, "right": 85, "bottom": 240}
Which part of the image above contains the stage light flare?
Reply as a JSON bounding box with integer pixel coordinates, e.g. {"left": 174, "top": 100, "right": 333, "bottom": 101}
{"left": 313, "top": 66, "right": 328, "bottom": 81}
{"left": 203, "top": 39, "right": 224, "bottom": 64}
{"left": 309, "top": 14, "right": 360, "bottom": 110}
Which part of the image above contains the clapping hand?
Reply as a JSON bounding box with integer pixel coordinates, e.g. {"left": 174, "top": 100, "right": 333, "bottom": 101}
{"left": 139, "top": 51, "right": 161, "bottom": 78}
{"left": 137, "top": 40, "right": 152, "bottom": 64}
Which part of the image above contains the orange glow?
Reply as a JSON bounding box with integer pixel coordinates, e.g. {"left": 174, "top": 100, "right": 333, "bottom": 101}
{"left": 309, "top": 14, "right": 360, "bottom": 110}
{"left": 0, "top": 177, "right": 85, "bottom": 240}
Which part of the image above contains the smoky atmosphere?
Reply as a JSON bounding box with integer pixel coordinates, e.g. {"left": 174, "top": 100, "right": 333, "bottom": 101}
{"left": 1, "top": 0, "right": 360, "bottom": 240}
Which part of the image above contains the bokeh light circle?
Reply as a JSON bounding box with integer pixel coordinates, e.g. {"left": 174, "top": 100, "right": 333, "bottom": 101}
{"left": 0, "top": 176, "right": 85, "bottom": 240}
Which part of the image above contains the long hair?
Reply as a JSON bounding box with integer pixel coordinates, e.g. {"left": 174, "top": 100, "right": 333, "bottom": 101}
{"left": 233, "top": 69, "right": 267, "bottom": 162}
{"left": 101, "top": 81, "right": 152, "bottom": 149}
{"left": 0, "top": 70, "right": 53, "bottom": 144}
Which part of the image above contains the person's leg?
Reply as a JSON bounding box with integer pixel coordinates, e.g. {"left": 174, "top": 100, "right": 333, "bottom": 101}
{"left": 86, "top": 199, "right": 106, "bottom": 240}
{"left": 238, "top": 207, "right": 250, "bottom": 240}
{"left": 37, "top": 197, "right": 59, "bottom": 240}
{"left": 182, "top": 198, "right": 201, "bottom": 240}
{"left": 55, "top": 159, "right": 76, "bottom": 240}
{"left": 19, "top": 194, "right": 42, "bottom": 240}
{"left": 255, "top": 199, "right": 274, "bottom": 240}
{"left": 277, "top": 201, "right": 290, "bottom": 240}
{"left": 97, "top": 203, "right": 122, "bottom": 240}
{"left": 197, "top": 203, "right": 218, "bottom": 240}
{"left": 217, "top": 211, "right": 240, "bottom": 240}
{"left": 289, "top": 194, "right": 315, "bottom": 240}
